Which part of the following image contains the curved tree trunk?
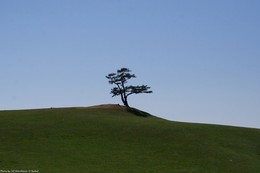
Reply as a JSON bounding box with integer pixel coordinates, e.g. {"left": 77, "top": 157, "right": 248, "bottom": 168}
{"left": 121, "top": 83, "right": 130, "bottom": 108}
{"left": 123, "top": 97, "right": 130, "bottom": 107}
{"left": 119, "top": 92, "right": 130, "bottom": 107}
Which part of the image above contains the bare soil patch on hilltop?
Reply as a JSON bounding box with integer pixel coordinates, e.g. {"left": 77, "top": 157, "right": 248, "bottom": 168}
{"left": 86, "top": 104, "right": 125, "bottom": 109}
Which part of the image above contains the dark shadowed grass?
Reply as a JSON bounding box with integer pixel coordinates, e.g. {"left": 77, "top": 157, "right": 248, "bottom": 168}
{"left": 0, "top": 107, "right": 259, "bottom": 172}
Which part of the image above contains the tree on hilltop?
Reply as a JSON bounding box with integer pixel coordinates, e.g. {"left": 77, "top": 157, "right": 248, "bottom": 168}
{"left": 106, "top": 68, "right": 152, "bottom": 108}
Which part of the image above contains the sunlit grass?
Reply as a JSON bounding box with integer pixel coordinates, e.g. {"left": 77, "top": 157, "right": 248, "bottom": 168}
{"left": 0, "top": 107, "right": 259, "bottom": 172}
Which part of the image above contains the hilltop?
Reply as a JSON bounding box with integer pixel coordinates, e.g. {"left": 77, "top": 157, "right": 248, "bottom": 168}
{"left": 0, "top": 105, "right": 259, "bottom": 173}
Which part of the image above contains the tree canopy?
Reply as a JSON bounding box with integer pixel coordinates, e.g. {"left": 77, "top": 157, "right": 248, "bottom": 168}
{"left": 106, "top": 68, "right": 152, "bottom": 107}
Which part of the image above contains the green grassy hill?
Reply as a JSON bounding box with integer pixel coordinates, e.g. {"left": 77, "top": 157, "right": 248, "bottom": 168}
{"left": 0, "top": 105, "right": 259, "bottom": 173}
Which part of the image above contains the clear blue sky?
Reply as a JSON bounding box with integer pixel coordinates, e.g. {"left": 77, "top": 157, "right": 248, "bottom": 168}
{"left": 1, "top": 0, "right": 259, "bottom": 128}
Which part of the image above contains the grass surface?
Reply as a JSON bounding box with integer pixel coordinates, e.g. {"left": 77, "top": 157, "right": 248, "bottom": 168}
{"left": 0, "top": 106, "right": 259, "bottom": 172}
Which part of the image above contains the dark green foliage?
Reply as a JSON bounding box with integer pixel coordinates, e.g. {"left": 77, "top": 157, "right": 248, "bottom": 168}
{"left": 106, "top": 68, "right": 152, "bottom": 107}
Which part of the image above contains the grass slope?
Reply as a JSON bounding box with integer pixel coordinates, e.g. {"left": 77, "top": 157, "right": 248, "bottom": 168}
{"left": 0, "top": 106, "right": 259, "bottom": 173}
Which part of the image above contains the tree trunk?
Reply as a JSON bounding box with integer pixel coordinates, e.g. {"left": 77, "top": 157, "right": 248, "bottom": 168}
{"left": 119, "top": 93, "right": 129, "bottom": 107}
{"left": 121, "top": 83, "right": 130, "bottom": 108}
{"left": 124, "top": 97, "right": 130, "bottom": 107}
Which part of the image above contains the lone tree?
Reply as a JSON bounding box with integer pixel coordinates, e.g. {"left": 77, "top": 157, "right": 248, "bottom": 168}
{"left": 106, "top": 68, "right": 152, "bottom": 108}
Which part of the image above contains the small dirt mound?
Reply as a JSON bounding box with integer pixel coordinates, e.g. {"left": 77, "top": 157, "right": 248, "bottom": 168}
{"left": 85, "top": 104, "right": 151, "bottom": 117}
{"left": 87, "top": 104, "right": 125, "bottom": 109}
